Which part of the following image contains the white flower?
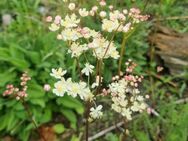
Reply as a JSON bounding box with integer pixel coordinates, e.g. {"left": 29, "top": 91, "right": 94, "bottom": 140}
{"left": 91, "top": 82, "right": 98, "bottom": 89}
{"left": 90, "top": 37, "right": 119, "bottom": 59}
{"left": 49, "top": 23, "right": 59, "bottom": 31}
{"left": 122, "top": 108, "right": 132, "bottom": 120}
{"left": 102, "top": 19, "right": 119, "bottom": 32}
{"left": 78, "top": 82, "right": 94, "bottom": 101}
{"left": 67, "top": 82, "right": 80, "bottom": 98}
{"left": 123, "top": 23, "right": 131, "bottom": 33}
{"left": 79, "top": 8, "right": 89, "bottom": 17}
{"left": 50, "top": 68, "right": 67, "bottom": 79}
{"left": 123, "top": 9, "right": 128, "bottom": 15}
{"left": 68, "top": 42, "right": 87, "bottom": 57}
{"left": 68, "top": 3, "right": 75, "bottom": 10}
{"left": 109, "top": 10, "right": 120, "bottom": 21}
{"left": 53, "top": 80, "right": 67, "bottom": 96}
{"left": 90, "top": 105, "right": 103, "bottom": 119}
{"left": 81, "top": 63, "right": 94, "bottom": 76}
{"left": 61, "top": 28, "right": 81, "bottom": 41}
{"left": 61, "top": 14, "right": 80, "bottom": 28}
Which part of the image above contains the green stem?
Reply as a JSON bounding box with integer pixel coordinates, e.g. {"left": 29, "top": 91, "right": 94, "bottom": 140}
{"left": 76, "top": 57, "right": 83, "bottom": 80}
{"left": 97, "top": 59, "right": 103, "bottom": 94}
{"left": 118, "top": 34, "right": 127, "bottom": 76}
{"left": 102, "top": 24, "right": 122, "bottom": 59}
{"left": 85, "top": 101, "right": 91, "bottom": 141}
{"left": 21, "top": 99, "right": 46, "bottom": 141}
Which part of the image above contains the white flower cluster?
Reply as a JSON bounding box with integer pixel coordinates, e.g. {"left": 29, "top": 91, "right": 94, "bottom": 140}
{"left": 47, "top": 0, "right": 149, "bottom": 121}
{"left": 50, "top": 68, "right": 94, "bottom": 101}
{"left": 109, "top": 75, "right": 147, "bottom": 120}
{"left": 88, "top": 37, "right": 119, "bottom": 59}
{"left": 101, "top": 7, "right": 149, "bottom": 33}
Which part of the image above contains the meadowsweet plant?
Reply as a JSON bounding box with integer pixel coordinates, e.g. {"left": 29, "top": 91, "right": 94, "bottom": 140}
{"left": 3, "top": 73, "right": 47, "bottom": 141}
{"left": 47, "top": 0, "right": 149, "bottom": 140}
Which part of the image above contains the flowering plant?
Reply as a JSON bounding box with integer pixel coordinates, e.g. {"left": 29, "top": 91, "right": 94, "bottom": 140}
{"left": 47, "top": 0, "right": 149, "bottom": 140}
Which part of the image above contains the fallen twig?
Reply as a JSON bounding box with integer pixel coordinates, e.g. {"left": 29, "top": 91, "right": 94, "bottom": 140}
{"left": 152, "top": 16, "right": 188, "bottom": 22}
{"left": 88, "top": 121, "right": 124, "bottom": 141}
{"left": 175, "top": 97, "right": 188, "bottom": 104}
{"left": 88, "top": 97, "right": 188, "bottom": 140}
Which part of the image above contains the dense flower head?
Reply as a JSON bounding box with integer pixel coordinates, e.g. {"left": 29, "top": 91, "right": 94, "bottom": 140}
{"left": 3, "top": 72, "right": 31, "bottom": 100}
{"left": 108, "top": 61, "right": 147, "bottom": 120}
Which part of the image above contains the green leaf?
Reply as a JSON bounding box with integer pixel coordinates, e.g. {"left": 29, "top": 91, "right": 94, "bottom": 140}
{"left": 0, "top": 48, "right": 10, "bottom": 61}
{"left": 105, "top": 133, "right": 119, "bottom": 141}
{"left": 40, "top": 108, "right": 52, "bottom": 123}
{"left": 134, "top": 131, "right": 150, "bottom": 141}
{"left": 56, "top": 95, "right": 84, "bottom": 114}
{"left": 26, "top": 51, "right": 41, "bottom": 64}
{"left": 71, "top": 135, "right": 80, "bottom": 141}
{"left": 60, "top": 108, "right": 77, "bottom": 129}
{"left": 0, "top": 71, "right": 16, "bottom": 87}
{"left": 7, "top": 111, "right": 18, "bottom": 131}
{"left": 9, "top": 57, "right": 30, "bottom": 70}
{"left": 30, "top": 99, "right": 45, "bottom": 108}
{"left": 19, "top": 127, "right": 31, "bottom": 141}
{"left": 27, "top": 83, "right": 45, "bottom": 98}
{"left": 0, "top": 115, "right": 7, "bottom": 131}
{"left": 53, "top": 123, "right": 65, "bottom": 134}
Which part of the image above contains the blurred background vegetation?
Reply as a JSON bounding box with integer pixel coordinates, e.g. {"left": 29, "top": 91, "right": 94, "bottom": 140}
{"left": 0, "top": 0, "right": 188, "bottom": 141}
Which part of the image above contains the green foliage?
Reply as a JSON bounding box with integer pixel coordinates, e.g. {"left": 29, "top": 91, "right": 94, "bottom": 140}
{"left": 104, "top": 133, "right": 119, "bottom": 141}
{"left": 0, "top": 0, "right": 188, "bottom": 140}
{"left": 0, "top": 1, "right": 83, "bottom": 140}
{"left": 53, "top": 123, "right": 65, "bottom": 134}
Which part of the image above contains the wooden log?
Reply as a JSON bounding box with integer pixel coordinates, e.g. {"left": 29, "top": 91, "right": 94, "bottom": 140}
{"left": 148, "top": 25, "right": 188, "bottom": 74}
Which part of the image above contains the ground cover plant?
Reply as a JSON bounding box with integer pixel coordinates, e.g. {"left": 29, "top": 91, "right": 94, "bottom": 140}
{"left": 0, "top": 0, "right": 188, "bottom": 141}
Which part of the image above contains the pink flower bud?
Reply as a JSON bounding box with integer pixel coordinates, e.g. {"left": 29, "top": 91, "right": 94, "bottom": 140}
{"left": 44, "top": 84, "right": 51, "bottom": 92}
{"left": 92, "top": 6, "right": 98, "bottom": 12}
{"left": 54, "top": 15, "right": 61, "bottom": 24}
{"left": 147, "top": 107, "right": 152, "bottom": 115}
{"left": 46, "top": 16, "right": 53, "bottom": 22}
{"left": 99, "top": 0, "right": 106, "bottom": 6}
{"left": 109, "top": 5, "right": 113, "bottom": 10}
